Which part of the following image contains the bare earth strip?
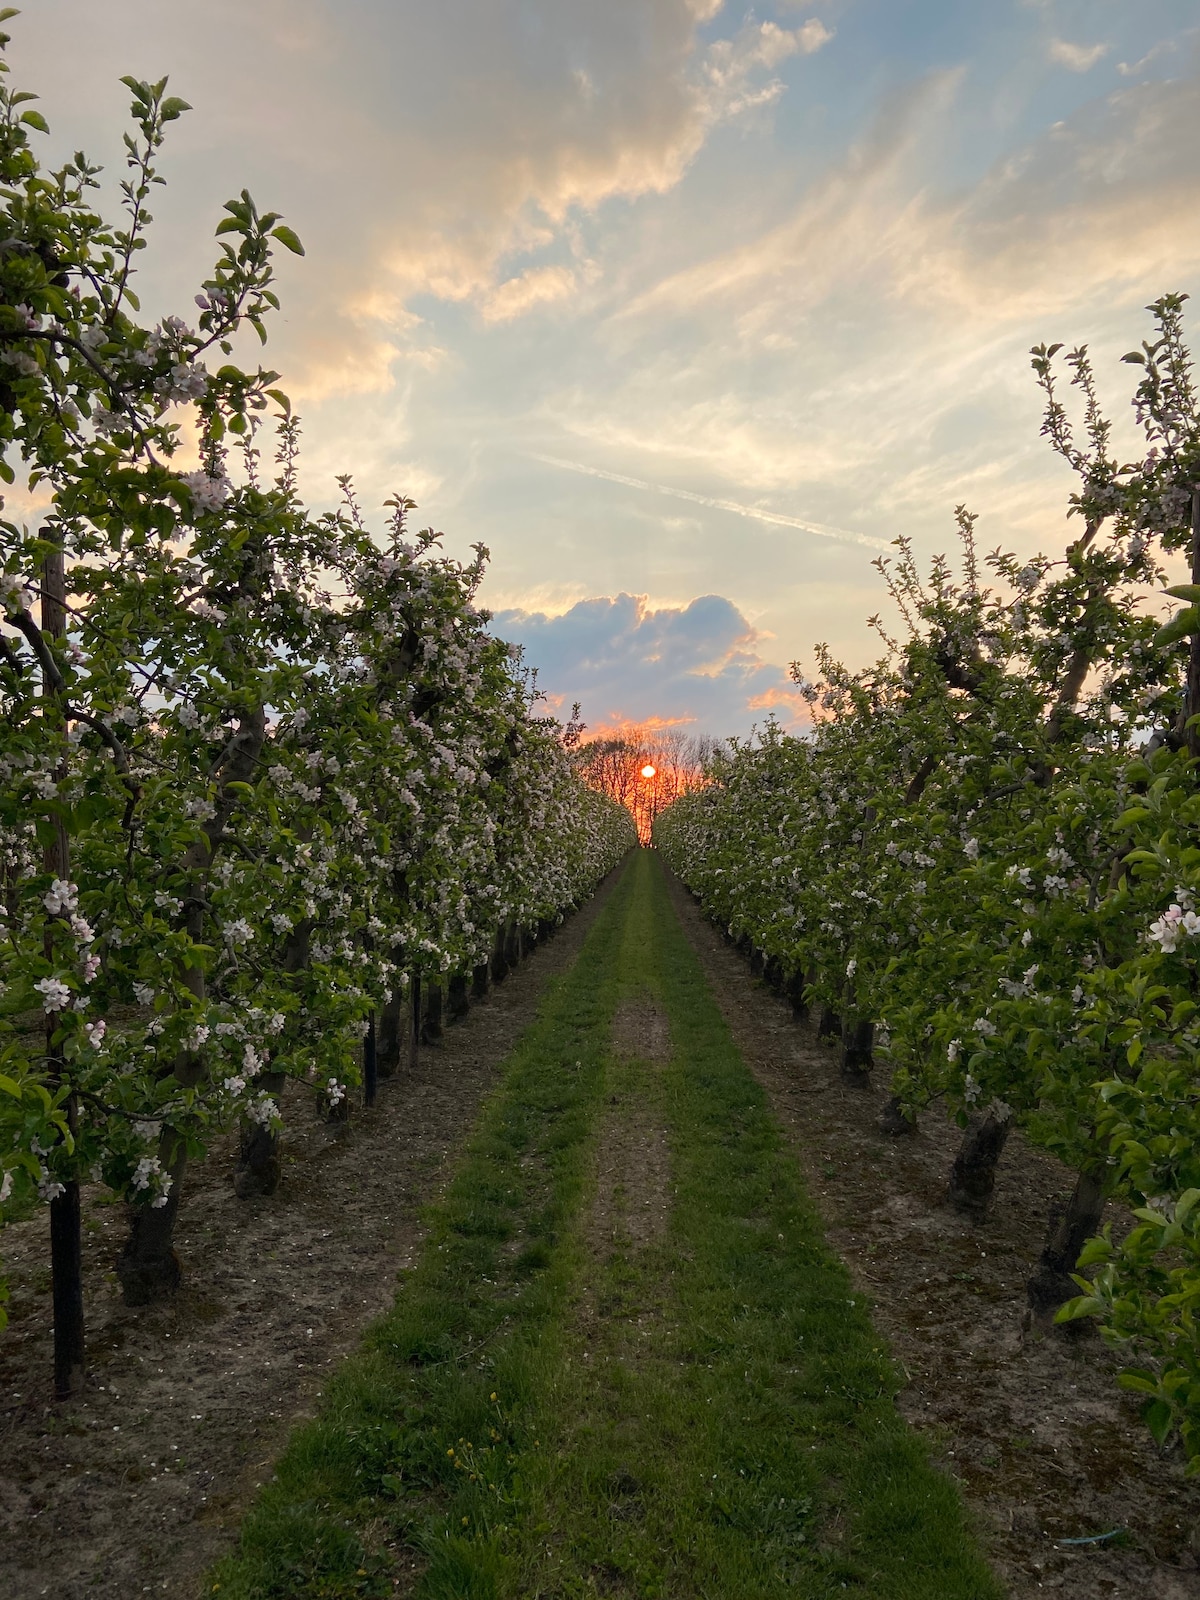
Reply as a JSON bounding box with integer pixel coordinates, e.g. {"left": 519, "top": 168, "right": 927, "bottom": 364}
{"left": 0, "top": 866, "right": 624, "bottom": 1600}
{"left": 592, "top": 995, "right": 674, "bottom": 1254}
{"left": 661, "top": 866, "right": 1200, "bottom": 1600}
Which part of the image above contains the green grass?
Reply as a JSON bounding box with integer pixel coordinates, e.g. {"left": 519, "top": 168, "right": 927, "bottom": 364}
{"left": 208, "top": 853, "right": 1002, "bottom": 1599}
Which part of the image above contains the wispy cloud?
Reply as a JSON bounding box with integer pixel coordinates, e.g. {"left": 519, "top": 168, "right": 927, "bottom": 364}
{"left": 480, "top": 264, "right": 579, "bottom": 324}
{"left": 529, "top": 452, "right": 889, "bottom": 550}
{"left": 1048, "top": 37, "right": 1109, "bottom": 72}
{"left": 1117, "top": 39, "right": 1180, "bottom": 77}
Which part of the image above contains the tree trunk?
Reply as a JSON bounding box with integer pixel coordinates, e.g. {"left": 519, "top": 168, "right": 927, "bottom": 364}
{"left": 840, "top": 1019, "right": 873, "bottom": 1085}
{"left": 786, "top": 969, "right": 808, "bottom": 1022}
{"left": 117, "top": 1136, "right": 186, "bottom": 1304}
{"left": 947, "top": 1111, "right": 1012, "bottom": 1218}
{"left": 234, "top": 1070, "right": 288, "bottom": 1197}
{"left": 42, "top": 543, "right": 85, "bottom": 1395}
{"left": 408, "top": 975, "right": 422, "bottom": 1070}
{"left": 362, "top": 1014, "right": 377, "bottom": 1107}
{"left": 879, "top": 1094, "right": 917, "bottom": 1137}
{"left": 118, "top": 706, "right": 266, "bottom": 1302}
{"left": 50, "top": 1179, "right": 84, "bottom": 1399}
{"left": 491, "top": 927, "right": 510, "bottom": 983}
{"left": 1026, "top": 1169, "right": 1108, "bottom": 1320}
{"left": 447, "top": 973, "right": 470, "bottom": 1022}
{"left": 421, "top": 980, "right": 444, "bottom": 1045}
{"left": 471, "top": 962, "right": 490, "bottom": 1001}
{"left": 377, "top": 989, "right": 406, "bottom": 1077}
{"left": 817, "top": 1006, "right": 841, "bottom": 1041}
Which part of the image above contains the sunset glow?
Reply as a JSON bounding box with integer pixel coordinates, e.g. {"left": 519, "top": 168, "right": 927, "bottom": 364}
{"left": 24, "top": 1, "right": 1199, "bottom": 741}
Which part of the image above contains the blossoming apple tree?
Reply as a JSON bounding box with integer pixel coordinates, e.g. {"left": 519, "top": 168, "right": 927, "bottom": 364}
{"left": 657, "top": 297, "right": 1200, "bottom": 1470}
{"left": 0, "top": 23, "right": 634, "bottom": 1396}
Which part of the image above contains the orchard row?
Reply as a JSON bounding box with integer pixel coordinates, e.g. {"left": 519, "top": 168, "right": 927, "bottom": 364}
{"left": 0, "top": 35, "right": 635, "bottom": 1393}
{"left": 657, "top": 298, "right": 1200, "bottom": 1473}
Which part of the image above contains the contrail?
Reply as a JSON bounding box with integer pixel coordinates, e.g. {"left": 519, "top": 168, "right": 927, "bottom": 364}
{"left": 529, "top": 452, "right": 890, "bottom": 553}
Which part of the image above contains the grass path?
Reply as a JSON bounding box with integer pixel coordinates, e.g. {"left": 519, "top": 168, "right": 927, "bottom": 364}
{"left": 210, "top": 852, "right": 1001, "bottom": 1599}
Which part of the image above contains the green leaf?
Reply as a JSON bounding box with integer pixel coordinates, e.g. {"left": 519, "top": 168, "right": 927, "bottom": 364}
{"left": 1166, "top": 585, "right": 1200, "bottom": 604}
{"left": 1143, "top": 1398, "right": 1174, "bottom": 1447}
{"left": 0, "top": 1072, "right": 21, "bottom": 1099}
{"left": 159, "top": 96, "right": 192, "bottom": 121}
{"left": 269, "top": 224, "right": 304, "bottom": 257}
{"left": 1155, "top": 607, "right": 1200, "bottom": 648}
{"left": 1117, "top": 1370, "right": 1161, "bottom": 1396}
{"left": 1055, "top": 1294, "right": 1101, "bottom": 1323}
{"left": 18, "top": 109, "right": 48, "bottom": 133}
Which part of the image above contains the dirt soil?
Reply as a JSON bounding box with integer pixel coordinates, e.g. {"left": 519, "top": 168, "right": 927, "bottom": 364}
{"left": 0, "top": 869, "right": 621, "bottom": 1600}
{"left": 663, "top": 867, "right": 1200, "bottom": 1600}
{"left": 609, "top": 995, "right": 672, "bottom": 1074}
{"left": 590, "top": 996, "right": 673, "bottom": 1255}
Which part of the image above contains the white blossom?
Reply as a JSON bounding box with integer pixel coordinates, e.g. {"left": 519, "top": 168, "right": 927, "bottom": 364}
{"left": 43, "top": 878, "right": 79, "bottom": 915}
{"left": 182, "top": 469, "right": 232, "bottom": 513}
{"left": 1148, "top": 904, "right": 1187, "bottom": 953}
{"left": 0, "top": 572, "right": 34, "bottom": 611}
{"left": 34, "top": 976, "right": 71, "bottom": 1012}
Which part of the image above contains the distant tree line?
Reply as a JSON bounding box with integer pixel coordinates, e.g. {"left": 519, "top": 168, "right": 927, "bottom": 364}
{"left": 572, "top": 721, "right": 720, "bottom": 843}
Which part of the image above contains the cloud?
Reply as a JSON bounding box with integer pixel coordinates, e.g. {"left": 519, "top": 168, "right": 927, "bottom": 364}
{"left": 494, "top": 592, "right": 810, "bottom": 736}
{"left": 480, "top": 264, "right": 579, "bottom": 324}
{"left": 702, "top": 17, "right": 834, "bottom": 118}
{"left": 16, "top": 0, "right": 1197, "bottom": 698}
{"left": 529, "top": 452, "right": 889, "bottom": 549}
{"left": 18, "top": 0, "right": 823, "bottom": 404}
{"left": 1117, "top": 38, "right": 1182, "bottom": 79}
{"left": 1048, "top": 38, "right": 1110, "bottom": 73}
{"left": 558, "top": 62, "right": 1200, "bottom": 523}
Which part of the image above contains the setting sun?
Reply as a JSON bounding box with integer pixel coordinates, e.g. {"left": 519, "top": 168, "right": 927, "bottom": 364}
{"left": 641, "top": 764, "right": 656, "bottom": 779}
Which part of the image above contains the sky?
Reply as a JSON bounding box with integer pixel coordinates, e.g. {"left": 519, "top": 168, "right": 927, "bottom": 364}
{"left": 14, "top": 2, "right": 1200, "bottom": 736}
